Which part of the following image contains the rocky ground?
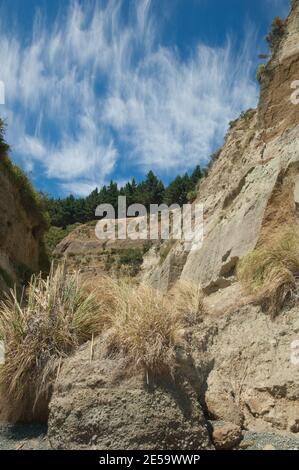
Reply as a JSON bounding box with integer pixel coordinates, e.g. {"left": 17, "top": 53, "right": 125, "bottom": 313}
{"left": 0, "top": 424, "right": 50, "bottom": 450}
{"left": 240, "top": 431, "right": 299, "bottom": 450}
{"left": 0, "top": 422, "right": 298, "bottom": 450}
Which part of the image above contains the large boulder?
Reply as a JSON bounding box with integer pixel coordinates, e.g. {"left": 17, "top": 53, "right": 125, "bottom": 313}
{"left": 190, "top": 299, "right": 299, "bottom": 433}
{"left": 48, "top": 340, "right": 213, "bottom": 450}
{"left": 210, "top": 421, "right": 243, "bottom": 450}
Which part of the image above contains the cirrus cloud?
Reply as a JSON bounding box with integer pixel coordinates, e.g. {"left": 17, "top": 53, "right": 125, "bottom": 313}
{"left": 0, "top": 0, "right": 259, "bottom": 195}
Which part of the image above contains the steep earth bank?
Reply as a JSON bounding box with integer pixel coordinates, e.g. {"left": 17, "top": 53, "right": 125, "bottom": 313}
{"left": 0, "top": 156, "right": 48, "bottom": 291}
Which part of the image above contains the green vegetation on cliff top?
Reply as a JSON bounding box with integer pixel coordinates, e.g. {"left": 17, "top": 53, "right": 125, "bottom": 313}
{"left": 0, "top": 118, "right": 50, "bottom": 230}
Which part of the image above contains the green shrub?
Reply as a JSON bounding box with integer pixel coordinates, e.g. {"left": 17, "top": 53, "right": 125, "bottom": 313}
{"left": 44, "top": 224, "right": 80, "bottom": 259}
{"left": 229, "top": 109, "right": 256, "bottom": 129}
{"left": 105, "top": 253, "right": 115, "bottom": 271}
{"left": 240, "top": 109, "right": 256, "bottom": 122}
{"left": 118, "top": 248, "right": 144, "bottom": 276}
{"left": 266, "top": 17, "right": 286, "bottom": 54}
{"left": 205, "top": 147, "right": 222, "bottom": 174}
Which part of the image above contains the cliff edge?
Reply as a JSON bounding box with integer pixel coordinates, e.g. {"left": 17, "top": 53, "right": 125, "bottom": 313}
{"left": 0, "top": 124, "right": 49, "bottom": 291}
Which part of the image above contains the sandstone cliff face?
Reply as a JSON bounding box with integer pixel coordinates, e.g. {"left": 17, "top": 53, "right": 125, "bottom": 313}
{"left": 52, "top": 219, "right": 158, "bottom": 278}
{"left": 191, "top": 303, "right": 299, "bottom": 433}
{"left": 259, "top": 0, "right": 299, "bottom": 138}
{"left": 0, "top": 157, "right": 47, "bottom": 289}
{"left": 144, "top": 0, "right": 299, "bottom": 293}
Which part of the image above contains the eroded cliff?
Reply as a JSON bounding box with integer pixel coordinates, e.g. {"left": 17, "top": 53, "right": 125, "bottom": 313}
{"left": 144, "top": 0, "right": 299, "bottom": 294}
{"left": 0, "top": 148, "right": 48, "bottom": 290}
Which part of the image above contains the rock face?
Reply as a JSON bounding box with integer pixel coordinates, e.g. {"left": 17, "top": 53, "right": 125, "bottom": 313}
{"left": 210, "top": 421, "right": 242, "bottom": 450}
{"left": 190, "top": 301, "right": 299, "bottom": 433}
{"left": 143, "top": 1, "right": 299, "bottom": 293}
{"left": 53, "top": 219, "right": 158, "bottom": 278}
{"left": 259, "top": 0, "right": 299, "bottom": 138}
{"left": 0, "top": 157, "right": 46, "bottom": 290}
{"left": 48, "top": 341, "right": 212, "bottom": 450}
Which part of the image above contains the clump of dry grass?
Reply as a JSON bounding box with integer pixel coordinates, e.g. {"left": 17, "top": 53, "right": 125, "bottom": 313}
{"left": 167, "top": 280, "right": 205, "bottom": 326}
{"left": 99, "top": 278, "right": 204, "bottom": 377}
{"left": 0, "top": 266, "right": 204, "bottom": 421}
{"left": 0, "top": 264, "right": 101, "bottom": 422}
{"left": 100, "top": 280, "right": 183, "bottom": 377}
{"left": 237, "top": 227, "right": 299, "bottom": 317}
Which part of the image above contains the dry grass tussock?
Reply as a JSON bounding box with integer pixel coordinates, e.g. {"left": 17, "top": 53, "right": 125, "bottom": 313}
{"left": 237, "top": 226, "right": 299, "bottom": 317}
{"left": 97, "top": 278, "right": 205, "bottom": 376}
{"left": 0, "top": 266, "right": 204, "bottom": 422}
{"left": 167, "top": 280, "right": 205, "bottom": 326}
{"left": 0, "top": 263, "right": 101, "bottom": 422}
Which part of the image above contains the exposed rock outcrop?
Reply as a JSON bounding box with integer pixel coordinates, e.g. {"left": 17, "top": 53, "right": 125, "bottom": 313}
{"left": 48, "top": 340, "right": 212, "bottom": 450}
{"left": 259, "top": 0, "right": 299, "bottom": 138}
{"left": 190, "top": 301, "right": 299, "bottom": 433}
{"left": 0, "top": 156, "right": 48, "bottom": 290}
{"left": 139, "top": 1, "right": 299, "bottom": 439}
{"left": 210, "top": 421, "right": 242, "bottom": 450}
{"left": 53, "top": 219, "right": 158, "bottom": 277}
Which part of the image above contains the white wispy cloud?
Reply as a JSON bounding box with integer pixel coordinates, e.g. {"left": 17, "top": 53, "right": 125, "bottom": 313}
{"left": 0, "top": 0, "right": 259, "bottom": 195}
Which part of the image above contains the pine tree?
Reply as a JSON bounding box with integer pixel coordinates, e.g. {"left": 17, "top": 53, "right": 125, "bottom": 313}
{"left": 138, "top": 171, "right": 165, "bottom": 209}
{"left": 164, "top": 174, "right": 190, "bottom": 206}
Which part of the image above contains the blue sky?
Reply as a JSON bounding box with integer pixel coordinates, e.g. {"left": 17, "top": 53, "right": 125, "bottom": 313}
{"left": 0, "top": 0, "right": 290, "bottom": 197}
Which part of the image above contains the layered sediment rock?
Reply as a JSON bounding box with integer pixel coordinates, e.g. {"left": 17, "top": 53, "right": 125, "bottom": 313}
{"left": 0, "top": 157, "right": 46, "bottom": 290}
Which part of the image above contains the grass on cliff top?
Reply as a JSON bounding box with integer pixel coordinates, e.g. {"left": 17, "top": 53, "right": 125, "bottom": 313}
{"left": 0, "top": 154, "right": 50, "bottom": 230}
{"left": 0, "top": 118, "right": 49, "bottom": 230}
{"left": 237, "top": 226, "right": 299, "bottom": 317}
{"left": 0, "top": 264, "right": 204, "bottom": 422}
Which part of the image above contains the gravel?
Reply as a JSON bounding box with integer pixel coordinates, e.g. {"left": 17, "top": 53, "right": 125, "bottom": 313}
{"left": 0, "top": 423, "right": 298, "bottom": 450}
{"left": 0, "top": 423, "right": 50, "bottom": 450}
{"left": 240, "top": 431, "right": 299, "bottom": 450}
